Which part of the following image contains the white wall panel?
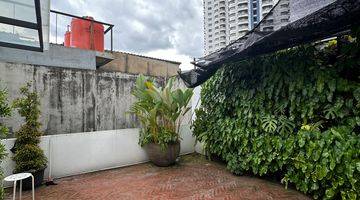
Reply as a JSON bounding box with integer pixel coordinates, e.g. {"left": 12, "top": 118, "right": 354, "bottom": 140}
{"left": 1, "top": 125, "right": 196, "bottom": 187}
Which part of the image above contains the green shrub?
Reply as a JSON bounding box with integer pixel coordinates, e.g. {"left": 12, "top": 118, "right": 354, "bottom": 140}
{"left": 193, "top": 31, "right": 360, "bottom": 199}
{"left": 12, "top": 83, "right": 47, "bottom": 173}
{"left": 129, "top": 75, "right": 193, "bottom": 149}
{"left": 0, "top": 84, "right": 11, "bottom": 200}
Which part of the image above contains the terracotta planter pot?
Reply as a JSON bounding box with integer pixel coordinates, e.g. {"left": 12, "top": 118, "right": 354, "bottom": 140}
{"left": 144, "top": 142, "right": 180, "bottom": 167}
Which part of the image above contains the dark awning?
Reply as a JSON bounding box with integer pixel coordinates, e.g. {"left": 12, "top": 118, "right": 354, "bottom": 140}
{"left": 179, "top": 0, "right": 360, "bottom": 88}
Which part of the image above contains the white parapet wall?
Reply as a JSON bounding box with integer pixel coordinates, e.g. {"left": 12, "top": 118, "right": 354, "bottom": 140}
{"left": 1, "top": 125, "right": 196, "bottom": 187}
{"left": 191, "top": 86, "right": 206, "bottom": 155}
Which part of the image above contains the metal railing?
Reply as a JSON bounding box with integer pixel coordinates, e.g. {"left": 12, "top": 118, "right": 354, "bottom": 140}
{"left": 50, "top": 9, "right": 114, "bottom": 52}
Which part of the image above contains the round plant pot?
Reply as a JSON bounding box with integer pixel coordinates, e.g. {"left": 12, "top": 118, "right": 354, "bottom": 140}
{"left": 144, "top": 141, "right": 180, "bottom": 167}
{"left": 20, "top": 168, "right": 45, "bottom": 190}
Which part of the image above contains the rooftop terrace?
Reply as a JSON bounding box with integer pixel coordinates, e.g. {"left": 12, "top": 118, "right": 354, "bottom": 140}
{"left": 5, "top": 154, "right": 309, "bottom": 200}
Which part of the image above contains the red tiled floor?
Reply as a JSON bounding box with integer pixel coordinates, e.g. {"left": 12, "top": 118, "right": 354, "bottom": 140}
{"left": 5, "top": 154, "right": 309, "bottom": 200}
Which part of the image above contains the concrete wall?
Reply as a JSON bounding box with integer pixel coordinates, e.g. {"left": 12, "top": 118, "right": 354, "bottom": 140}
{"left": 0, "top": 62, "right": 189, "bottom": 137}
{"left": 101, "top": 51, "right": 180, "bottom": 77}
{"left": 0, "top": 44, "right": 96, "bottom": 70}
{"left": 191, "top": 86, "right": 205, "bottom": 155}
{"left": 0, "top": 45, "right": 180, "bottom": 75}
{"left": 1, "top": 126, "right": 196, "bottom": 187}
{"left": 0, "top": 61, "right": 190, "bottom": 136}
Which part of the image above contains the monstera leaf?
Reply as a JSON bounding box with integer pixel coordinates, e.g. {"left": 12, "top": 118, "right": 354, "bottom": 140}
{"left": 277, "top": 116, "right": 295, "bottom": 135}
{"left": 261, "top": 115, "right": 277, "bottom": 133}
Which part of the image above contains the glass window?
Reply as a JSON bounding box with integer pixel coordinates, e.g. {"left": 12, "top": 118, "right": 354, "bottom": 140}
{"left": 0, "top": 23, "right": 39, "bottom": 47}
{"left": 0, "top": 0, "right": 43, "bottom": 51}
{"left": 0, "top": 0, "right": 36, "bottom": 22}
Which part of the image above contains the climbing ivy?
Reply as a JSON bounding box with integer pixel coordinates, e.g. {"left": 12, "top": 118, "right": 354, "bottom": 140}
{"left": 193, "top": 29, "right": 360, "bottom": 199}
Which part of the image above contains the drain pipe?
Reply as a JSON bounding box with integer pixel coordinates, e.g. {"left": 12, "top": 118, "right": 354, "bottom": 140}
{"left": 45, "top": 136, "right": 57, "bottom": 186}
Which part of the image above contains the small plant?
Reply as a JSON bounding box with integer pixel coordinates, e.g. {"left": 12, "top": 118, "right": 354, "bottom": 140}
{"left": 129, "top": 75, "right": 193, "bottom": 149}
{"left": 12, "top": 83, "right": 47, "bottom": 173}
{"left": 0, "top": 83, "right": 11, "bottom": 199}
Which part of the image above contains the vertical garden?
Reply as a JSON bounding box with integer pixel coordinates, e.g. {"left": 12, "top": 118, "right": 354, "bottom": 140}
{"left": 193, "top": 31, "right": 360, "bottom": 199}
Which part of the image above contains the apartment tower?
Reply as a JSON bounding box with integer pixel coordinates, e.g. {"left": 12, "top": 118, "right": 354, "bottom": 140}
{"left": 204, "top": 0, "right": 290, "bottom": 55}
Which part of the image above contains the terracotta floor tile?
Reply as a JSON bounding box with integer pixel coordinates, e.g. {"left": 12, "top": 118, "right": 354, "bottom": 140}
{"left": 5, "top": 154, "right": 309, "bottom": 200}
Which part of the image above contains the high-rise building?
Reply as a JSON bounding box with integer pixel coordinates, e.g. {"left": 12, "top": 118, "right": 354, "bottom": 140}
{"left": 203, "top": 0, "right": 290, "bottom": 55}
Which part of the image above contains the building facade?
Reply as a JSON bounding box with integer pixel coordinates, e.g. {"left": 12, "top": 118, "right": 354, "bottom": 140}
{"left": 203, "top": 0, "right": 290, "bottom": 55}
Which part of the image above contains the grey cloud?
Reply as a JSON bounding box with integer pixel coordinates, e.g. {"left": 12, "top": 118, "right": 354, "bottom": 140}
{"left": 51, "top": 0, "right": 204, "bottom": 57}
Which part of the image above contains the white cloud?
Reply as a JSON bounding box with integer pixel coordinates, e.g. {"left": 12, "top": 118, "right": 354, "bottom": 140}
{"left": 51, "top": 0, "right": 204, "bottom": 68}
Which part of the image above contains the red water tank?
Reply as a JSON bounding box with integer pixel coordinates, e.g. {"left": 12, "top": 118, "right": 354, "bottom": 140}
{"left": 70, "top": 16, "right": 104, "bottom": 52}
{"left": 64, "top": 30, "right": 71, "bottom": 47}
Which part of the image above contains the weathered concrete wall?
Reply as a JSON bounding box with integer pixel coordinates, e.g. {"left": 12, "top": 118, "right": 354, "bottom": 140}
{"left": 0, "top": 62, "right": 144, "bottom": 136}
{"left": 0, "top": 44, "right": 96, "bottom": 70}
{"left": 100, "top": 51, "right": 180, "bottom": 77}
{"left": 0, "top": 45, "right": 180, "bottom": 75}
{"left": 0, "top": 62, "right": 190, "bottom": 136}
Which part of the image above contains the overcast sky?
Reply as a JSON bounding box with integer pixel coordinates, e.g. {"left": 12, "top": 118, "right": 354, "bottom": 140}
{"left": 51, "top": 0, "right": 204, "bottom": 70}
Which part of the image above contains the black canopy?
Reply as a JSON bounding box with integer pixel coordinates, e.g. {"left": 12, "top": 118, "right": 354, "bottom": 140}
{"left": 179, "top": 0, "right": 360, "bottom": 88}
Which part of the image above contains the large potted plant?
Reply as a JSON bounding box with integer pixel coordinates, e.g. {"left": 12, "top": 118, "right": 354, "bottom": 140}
{"left": 12, "top": 83, "right": 47, "bottom": 189}
{"left": 130, "top": 75, "right": 193, "bottom": 166}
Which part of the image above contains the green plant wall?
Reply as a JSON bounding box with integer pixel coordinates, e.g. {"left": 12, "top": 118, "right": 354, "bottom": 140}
{"left": 193, "top": 31, "right": 360, "bottom": 199}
